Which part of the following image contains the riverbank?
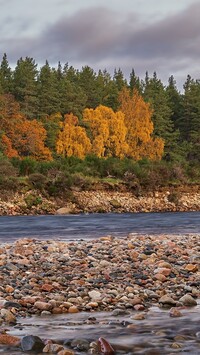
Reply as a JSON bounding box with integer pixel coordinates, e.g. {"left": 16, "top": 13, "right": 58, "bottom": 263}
{"left": 0, "top": 184, "right": 200, "bottom": 215}
{"left": 0, "top": 234, "right": 199, "bottom": 353}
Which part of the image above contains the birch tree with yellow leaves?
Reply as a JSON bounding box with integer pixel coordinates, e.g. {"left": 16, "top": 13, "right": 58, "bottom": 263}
{"left": 56, "top": 113, "right": 91, "bottom": 159}
{"left": 119, "top": 88, "right": 164, "bottom": 160}
{"left": 83, "top": 105, "right": 128, "bottom": 158}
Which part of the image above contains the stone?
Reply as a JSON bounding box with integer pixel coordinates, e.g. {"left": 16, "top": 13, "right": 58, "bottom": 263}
{"left": 154, "top": 273, "right": 167, "bottom": 282}
{"left": 34, "top": 301, "right": 52, "bottom": 311}
{"left": 184, "top": 264, "right": 198, "bottom": 272}
{"left": 169, "top": 307, "right": 183, "bottom": 317}
{"left": 179, "top": 294, "right": 197, "bottom": 306}
{"left": 71, "top": 338, "right": 90, "bottom": 351}
{"left": 97, "top": 337, "right": 115, "bottom": 354}
{"left": 21, "top": 335, "right": 45, "bottom": 352}
{"left": 0, "top": 308, "right": 16, "bottom": 324}
{"left": 0, "top": 332, "right": 20, "bottom": 346}
{"left": 88, "top": 290, "right": 101, "bottom": 300}
{"left": 68, "top": 305, "right": 79, "bottom": 313}
{"left": 56, "top": 207, "right": 73, "bottom": 215}
{"left": 58, "top": 350, "right": 75, "bottom": 355}
{"left": 159, "top": 295, "right": 176, "bottom": 308}
{"left": 43, "top": 343, "right": 64, "bottom": 352}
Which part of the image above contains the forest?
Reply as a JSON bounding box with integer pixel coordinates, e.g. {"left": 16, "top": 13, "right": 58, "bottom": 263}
{"left": 0, "top": 53, "right": 199, "bottom": 194}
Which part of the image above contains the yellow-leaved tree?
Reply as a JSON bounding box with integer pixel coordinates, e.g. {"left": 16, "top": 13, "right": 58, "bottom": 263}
{"left": 56, "top": 113, "right": 91, "bottom": 159}
{"left": 83, "top": 105, "right": 128, "bottom": 158}
{"left": 119, "top": 88, "right": 164, "bottom": 160}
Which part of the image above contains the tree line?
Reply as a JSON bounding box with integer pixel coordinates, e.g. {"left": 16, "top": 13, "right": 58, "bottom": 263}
{"left": 0, "top": 54, "right": 199, "bottom": 167}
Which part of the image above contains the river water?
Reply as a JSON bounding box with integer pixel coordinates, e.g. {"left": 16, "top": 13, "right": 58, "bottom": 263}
{"left": 0, "top": 211, "right": 200, "bottom": 354}
{"left": 0, "top": 211, "right": 200, "bottom": 243}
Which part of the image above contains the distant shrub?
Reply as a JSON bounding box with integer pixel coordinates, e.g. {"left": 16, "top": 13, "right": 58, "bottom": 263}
{"left": 0, "top": 154, "right": 18, "bottom": 178}
{"left": 28, "top": 173, "right": 47, "bottom": 190}
{"left": 25, "top": 193, "right": 42, "bottom": 208}
{"left": 13, "top": 157, "right": 39, "bottom": 175}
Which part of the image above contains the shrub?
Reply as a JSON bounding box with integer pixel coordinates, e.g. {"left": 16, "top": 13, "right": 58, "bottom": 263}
{"left": 28, "top": 173, "right": 47, "bottom": 190}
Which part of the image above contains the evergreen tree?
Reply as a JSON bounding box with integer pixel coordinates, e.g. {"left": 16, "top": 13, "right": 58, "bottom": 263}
{"left": 129, "top": 69, "right": 142, "bottom": 94}
{"left": 166, "top": 75, "right": 183, "bottom": 129}
{"left": 12, "top": 57, "right": 38, "bottom": 118}
{"left": 78, "top": 66, "right": 100, "bottom": 108}
{"left": 60, "top": 64, "right": 87, "bottom": 117}
{"left": 38, "top": 61, "right": 61, "bottom": 115}
{"left": 0, "top": 53, "right": 13, "bottom": 94}
{"left": 143, "top": 72, "right": 177, "bottom": 155}
{"left": 181, "top": 78, "right": 200, "bottom": 161}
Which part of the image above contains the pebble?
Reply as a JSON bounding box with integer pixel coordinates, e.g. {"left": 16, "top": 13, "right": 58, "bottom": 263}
{"left": 179, "top": 294, "right": 198, "bottom": 306}
{"left": 0, "top": 233, "right": 199, "bottom": 354}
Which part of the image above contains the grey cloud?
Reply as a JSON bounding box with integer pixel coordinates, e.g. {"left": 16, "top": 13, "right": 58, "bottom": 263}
{"left": 1, "top": 2, "right": 200, "bottom": 87}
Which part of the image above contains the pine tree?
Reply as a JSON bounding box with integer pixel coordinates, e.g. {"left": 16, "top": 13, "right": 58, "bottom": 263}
{"left": 166, "top": 75, "right": 183, "bottom": 129}
{"left": 38, "top": 61, "right": 61, "bottom": 115}
{"left": 12, "top": 57, "right": 38, "bottom": 118}
{"left": 143, "top": 72, "right": 177, "bottom": 155}
{"left": 181, "top": 78, "right": 200, "bottom": 161}
{"left": 129, "top": 69, "right": 142, "bottom": 94}
{"left": 0, "top": 53, "right": 13, "bottom": 94}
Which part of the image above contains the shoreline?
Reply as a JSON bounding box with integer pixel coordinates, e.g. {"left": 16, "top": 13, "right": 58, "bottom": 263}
{"left": 0, "top": 233, "right": 199, "bottom": 318}
{"left": 0, "top": 233, "right": 199, "bottom": 353}
{"left": 0, "top": 186, "right": 200, "bottom": 216}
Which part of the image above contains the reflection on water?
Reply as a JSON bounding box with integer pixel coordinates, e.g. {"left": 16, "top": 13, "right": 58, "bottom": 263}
{"left": 3, "top": 303, "right": 200, "bottom": 354}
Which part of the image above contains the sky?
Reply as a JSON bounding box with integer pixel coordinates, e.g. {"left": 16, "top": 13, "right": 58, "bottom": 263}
{"left": 0, "top": 0, "right": 200, "bottom": 89}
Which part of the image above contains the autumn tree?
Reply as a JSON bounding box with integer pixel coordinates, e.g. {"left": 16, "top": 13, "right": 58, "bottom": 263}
{"left": 0, "top": 94, "right": 52, "bottom": 160}
{"left": 119, "top": 87, "right": 164, "bottom": 160}
{"left": 56, "top": 113, "right": 91, "bottom": 159}
{"left": 83, "top": 105, "right": 128, "bottom": 158}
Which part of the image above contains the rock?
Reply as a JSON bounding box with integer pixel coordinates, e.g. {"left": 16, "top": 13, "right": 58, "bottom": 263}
{"left": 158, "top": 295, "right": 176, "bottom": 308}
{"left": 0, "top": 332, "right": 20, "bottom": 346}
{"left": 0, "top": 308, "right": 16, "bottom": 324}
{"left": 58, "top": 350, "right": 75, "bottom": 355}
{"left": 4, "top": 301, "right": 22, "bottom": 309}
{"left": 56, "top": 207, "right": 73, "bottom": 215}
{"left": 132, "top": 313, "right": 146, "bottom": 320}
{"left": 71, "top": 338, "right": 90, "bottom": 351}
{"left": 184, "top": 264, "right": 198, "bottom": 272}
{"left": 43, "top": 343, "right": 64, "bottom": 353}
{"left": 88, "top": 290, "right": 102, "bottom": 300}
{"left": 179, "top": 294, "right": 197, "bottom": 306}
{"left": 97, "top": 337, "right": 115, "bottom": 354}
{"left": 154, "top": 267, "right": 171, "bottom": 276}
{"left": 134, "top": 304, "right": 145, "bottom": 311}
{"left": 169, "top": 307, "right": 183, "bottom": 317}
{"left": 154, "top": 273, "right": 167, "bottom": 282}
{"left": 68, "top": 305, "right": 79, "bottom": 313}
{"left": 34, "top": 301, "right": 52, "bottom": 311}
{"left": 21, "top": 335, "right": 45, "bottom": 352}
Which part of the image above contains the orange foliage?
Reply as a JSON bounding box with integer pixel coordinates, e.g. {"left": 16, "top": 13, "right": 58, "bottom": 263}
{"left": 0, "top": 94, "right": 52, "bottom": 161}
{"left": 1, "top": 134, "right": 19, "bottom": 158}
{"left": 83, "top": 105, "right": 128, "bottom": 158}
{"left": 56, "top": 113, "right": 91, "bottom": 159}
{"left": 119, "top": 88, "right": 164, "bottom": 160}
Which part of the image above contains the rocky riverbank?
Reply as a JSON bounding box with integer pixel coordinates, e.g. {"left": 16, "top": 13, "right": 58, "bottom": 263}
{"left": 0, "top": 234, "right": 199, "bottom": 353}
{"left": 0, "top": 185, "right": 200, "bottom": 215}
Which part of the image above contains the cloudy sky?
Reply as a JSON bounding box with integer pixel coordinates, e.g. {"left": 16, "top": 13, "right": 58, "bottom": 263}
{"left": 0, "top": 0, "right": 200, "bottom": 89}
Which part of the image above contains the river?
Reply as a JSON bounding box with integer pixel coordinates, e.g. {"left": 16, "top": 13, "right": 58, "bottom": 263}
{"left": 0, "top": 211, "right": 200, "bottom": 243}
{"left": 0, "top": 211, "right": 200, "bottom": 354}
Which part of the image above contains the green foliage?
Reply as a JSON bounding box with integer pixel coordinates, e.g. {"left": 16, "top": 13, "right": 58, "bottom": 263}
{"left": 0, "top": 54, "right": 199, "bottom": 188}
{"left": 12, "top": 157, "right": 39, "bottom": 175}
{"left": 28, "top": 173, "right": 47, "bottom": 190}
{"left": 24, "top": 193, "right": 42, "bottom": 208}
